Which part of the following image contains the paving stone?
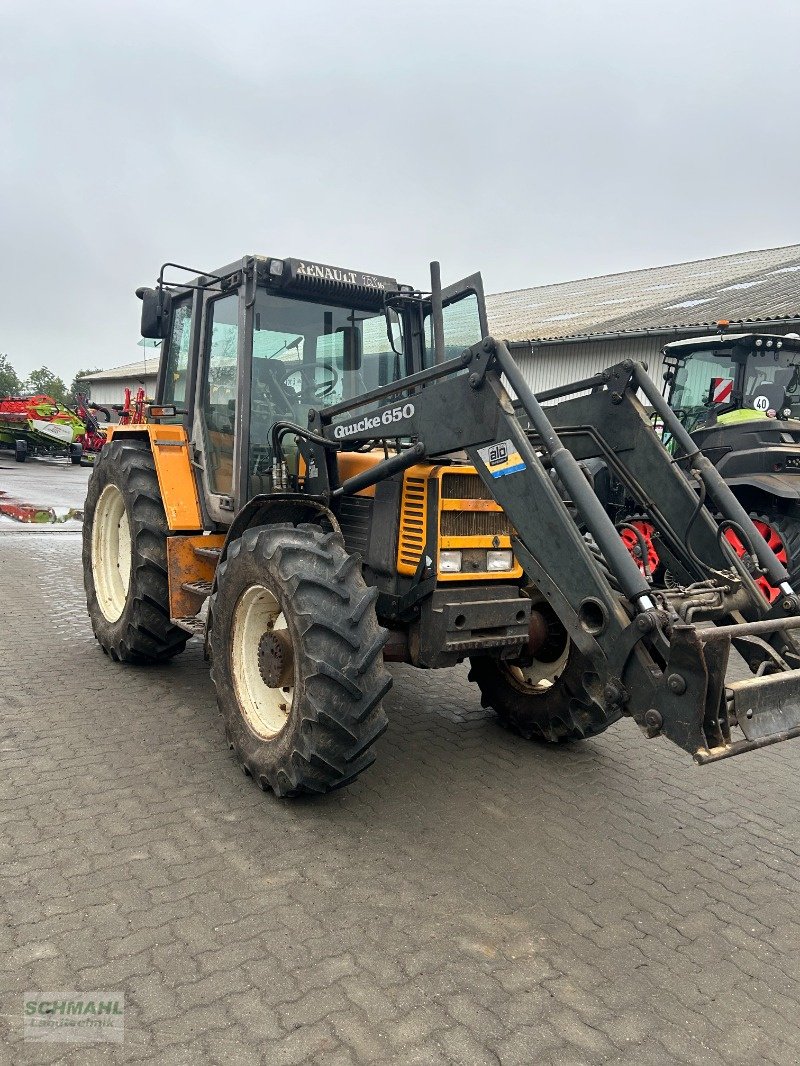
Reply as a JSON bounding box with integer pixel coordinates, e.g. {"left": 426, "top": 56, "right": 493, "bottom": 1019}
{"left": 0, "top": 507, "right": 798, "bottom": 1063}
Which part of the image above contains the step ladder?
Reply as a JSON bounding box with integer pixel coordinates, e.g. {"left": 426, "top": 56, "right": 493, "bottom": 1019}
{"left": 169, "top": 539, "right": 222, "bottom": 637}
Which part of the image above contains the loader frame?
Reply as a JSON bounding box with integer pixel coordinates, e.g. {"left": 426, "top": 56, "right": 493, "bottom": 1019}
{"left": 278, "top": 337, "right": 800, "bottom": 764}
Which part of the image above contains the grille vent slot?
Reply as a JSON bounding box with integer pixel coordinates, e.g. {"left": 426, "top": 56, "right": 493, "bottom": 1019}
{"left": 398, "top": 477, "right": 427, "bottom": 570}
{"left": 441, "top": 511, "right": 513, "bottom": 537}
{"left": 442, "top": 473, "right": 491, "bottom": 500}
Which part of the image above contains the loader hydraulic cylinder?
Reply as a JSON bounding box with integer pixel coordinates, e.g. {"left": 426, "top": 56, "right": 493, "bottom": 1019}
{"left": 494, "top": 342, "right": 655, "bottom": 610}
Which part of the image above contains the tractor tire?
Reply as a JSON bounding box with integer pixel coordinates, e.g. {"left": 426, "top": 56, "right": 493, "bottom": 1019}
{"left": 209, "top": 523, "right": 390, "bottom": 797}
{"left": 83, "top": 440, "right": 188, "bottom": 663}
{"left": 758, "top": 512, "right": 800, "bottom": 588}
{"left": 469, "top": 635, "right": 620, "bottom": 744}
{"left": 724, "top": 511, "right": 800, "bottom": 604}
{"left": 15, "top": 439, "right": 27, "bottom": 463}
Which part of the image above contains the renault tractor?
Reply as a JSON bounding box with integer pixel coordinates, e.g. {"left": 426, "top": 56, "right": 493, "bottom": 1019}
{"left": 83, "top": 255, "right": 800, "bottom": 796}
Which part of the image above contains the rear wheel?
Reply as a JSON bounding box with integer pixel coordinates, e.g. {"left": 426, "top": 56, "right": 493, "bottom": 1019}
{"left": 15, "top": 439, "right": 27, "bottom": 463}
{"left": 469, "top": 602, "right": 619, "bottom": 743}
{"left": 83, "top": 440, "right": 188, "bottom": 663}
{"left": 209, "top": 523, "right": 391, "bottom": 797}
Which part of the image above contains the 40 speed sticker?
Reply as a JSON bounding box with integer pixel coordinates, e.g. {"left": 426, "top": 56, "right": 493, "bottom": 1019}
{"left": 477, "top": 439, "right": 526, "bottom": 478}
{"left": 333, "top": 402, "right": 415, "bottom": 439}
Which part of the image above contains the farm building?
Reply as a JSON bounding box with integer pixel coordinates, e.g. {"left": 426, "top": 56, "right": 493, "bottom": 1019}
{"left": 486, "top": 244, "right": 800, "bottom": 395}
{"left": 77, "top": 356, "right": 158, "bottom": 407}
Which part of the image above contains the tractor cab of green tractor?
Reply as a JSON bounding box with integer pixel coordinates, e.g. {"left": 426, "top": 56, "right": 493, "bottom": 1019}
{"left": 663, "top": 330, "right": 800, "bottom": 434}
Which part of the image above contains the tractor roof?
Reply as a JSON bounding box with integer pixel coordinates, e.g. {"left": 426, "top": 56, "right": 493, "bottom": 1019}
{"left": 663, "top": 332, "right": 800, "bottom": 356}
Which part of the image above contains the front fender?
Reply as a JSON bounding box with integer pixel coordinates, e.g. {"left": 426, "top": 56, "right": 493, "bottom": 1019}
{"left": 725, "top": 473, "right": 800, "bottom": 501}
{"left": 217, "top": 493, "right": 341, "bottom": 571}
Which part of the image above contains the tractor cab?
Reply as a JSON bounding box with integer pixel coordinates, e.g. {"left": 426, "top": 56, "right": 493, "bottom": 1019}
{"left": 138, "top": 256, "right": 487, "bottom": 524}
{"left": 663, "top": 331, "right": 800, "bottom": 434}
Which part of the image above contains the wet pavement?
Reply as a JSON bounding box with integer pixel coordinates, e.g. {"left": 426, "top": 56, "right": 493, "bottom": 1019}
{"left": 0, "top": 453, "right": 90, "bottom": 531}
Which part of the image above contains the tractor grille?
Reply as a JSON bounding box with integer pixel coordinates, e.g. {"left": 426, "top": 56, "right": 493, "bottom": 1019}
{"left": 398, "top": 476, "right": 427, "bottom": 572}
{"left": 441, "top": 473, "right": 492, "bottom": 500}
{"left": 440, "top": 510, "right": 514, "bottom": 537}
{"left": 441, "top": 470, "right": 513, "bottom": 538}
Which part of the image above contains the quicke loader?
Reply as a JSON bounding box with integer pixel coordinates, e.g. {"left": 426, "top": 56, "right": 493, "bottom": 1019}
{"left": 83, "top": 255, "right": 800, "bottom": 796}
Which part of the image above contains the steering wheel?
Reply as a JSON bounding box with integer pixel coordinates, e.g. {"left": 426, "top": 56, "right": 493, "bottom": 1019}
{"left": 277, "top": 361, "right": 339, "bottom": 400}
{"left": 672, "top": 406, "right": 711, "bottom": 434}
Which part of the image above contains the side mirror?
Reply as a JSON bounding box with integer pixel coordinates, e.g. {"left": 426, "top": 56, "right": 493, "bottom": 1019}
{"left": 136, "top": 286, "right": 171, "bottom": 339}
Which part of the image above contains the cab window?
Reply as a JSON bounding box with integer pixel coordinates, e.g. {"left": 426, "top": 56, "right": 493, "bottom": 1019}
{"left": 162, "top": 299, "right": 192, "bottom": 405}
{"left": 201, "top": 294, "right": 239, "bottom": 495}
{"left": 424, "top": 292, "right": 483, "bottom": 363}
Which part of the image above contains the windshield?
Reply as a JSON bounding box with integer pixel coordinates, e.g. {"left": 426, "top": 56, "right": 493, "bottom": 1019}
{"left": 671, "top": 346, "right": 800, "bottom": 429}
{"left": 249, "top": 290, "right": 404, "bottom": 490}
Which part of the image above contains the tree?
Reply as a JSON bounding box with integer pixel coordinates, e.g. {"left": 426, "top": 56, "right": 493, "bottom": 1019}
{"left": 0, "top": 354, "right": 22, "bottom": 397}
{"left": 25, "top": 366, "right": 69, "bottom": 405}
{"left": 70, "top": 368, "right": 102, "bottom": 402}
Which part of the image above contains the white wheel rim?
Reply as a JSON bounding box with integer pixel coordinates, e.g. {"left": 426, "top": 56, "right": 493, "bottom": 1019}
{"left": 91, "top": 483, "right": 132, "bottom": 622}
{"left": 508, "top": 640, "right": 570, "bottom": 691}
{"left": 231, "top": 584, "right": 294, "bottom": 740}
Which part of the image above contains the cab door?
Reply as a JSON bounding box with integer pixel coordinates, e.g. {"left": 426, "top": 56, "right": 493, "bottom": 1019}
{"left": 192, "top": 285, "right": 246, "bottom": 523}
{"left": 424, "top": 272, "right": 490, "bottom": 365}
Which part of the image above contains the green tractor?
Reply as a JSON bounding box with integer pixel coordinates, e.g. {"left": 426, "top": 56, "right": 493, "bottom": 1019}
{"left": 621, "top": 330, "right": 800, "bottom": 601}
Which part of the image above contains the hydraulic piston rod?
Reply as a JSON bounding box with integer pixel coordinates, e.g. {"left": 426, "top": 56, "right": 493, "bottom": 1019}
{"left": 491, "top": 340, "right": 655, "bottom": 610}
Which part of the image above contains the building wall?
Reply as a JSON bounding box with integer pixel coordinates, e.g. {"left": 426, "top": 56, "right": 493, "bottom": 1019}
{"left": 512, "top": 335, "right": 668, "bottom": 396}
{"left": 86, "top": 375, "right": 158, "bottom": 408}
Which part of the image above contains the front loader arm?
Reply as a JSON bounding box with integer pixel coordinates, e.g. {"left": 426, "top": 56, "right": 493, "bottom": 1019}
{"left": 301, "top": 338, "right": 800, "bottom": 763}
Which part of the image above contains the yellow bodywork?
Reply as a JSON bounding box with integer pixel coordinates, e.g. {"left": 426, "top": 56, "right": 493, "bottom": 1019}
{"left": 105, "top": 428, "right": 520, "bottom": 615}
{"left": 397, "top": 463, "right": 522, "bottom": 581}
{"left": 106, "top": 424, "right": 203, "bottom": 532}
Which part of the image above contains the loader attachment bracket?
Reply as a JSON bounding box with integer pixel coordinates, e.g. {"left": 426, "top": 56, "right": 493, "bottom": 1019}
{"left": 649, "top": 624, "right": 723, "bottom": 756}
{"left": 649, "top": 619, "right": 800, "bottom": 763}
{"left": 727, "top": 669, "right": 800, "bottom": 742}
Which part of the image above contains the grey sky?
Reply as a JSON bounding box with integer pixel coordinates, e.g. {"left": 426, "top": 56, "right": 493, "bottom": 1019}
{"left": 1, "top": 0, "right": 797, "bottom": 384}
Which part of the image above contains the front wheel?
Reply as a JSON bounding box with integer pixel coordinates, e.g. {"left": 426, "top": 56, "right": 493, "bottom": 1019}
{"left": 209, "top": 523, "right": 391, "bottom": 797}
{"left": 469, "top": 603, "right": 619, "bottom": 743}
{"left": 723, "top": 511, "right": 800, "bottom": 604}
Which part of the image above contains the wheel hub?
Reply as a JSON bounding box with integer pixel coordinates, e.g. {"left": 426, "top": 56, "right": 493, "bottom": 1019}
{"left": 257, "top": 629, "right": 294, "bottom": 688}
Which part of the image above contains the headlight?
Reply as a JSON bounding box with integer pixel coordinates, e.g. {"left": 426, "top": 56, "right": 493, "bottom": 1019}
{"left": 439, "top": 550, "right": 463, "bottom": 573}
{"left": 487, "top": 549, "right": 514, "bottom": 572}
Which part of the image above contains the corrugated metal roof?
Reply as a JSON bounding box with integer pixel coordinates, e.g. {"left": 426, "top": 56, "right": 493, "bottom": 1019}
{"left": 486, "top": 245, "right": 800, "bottom": 343}
{"left": 78, "top": 359, "right": 158, "bottom": 382}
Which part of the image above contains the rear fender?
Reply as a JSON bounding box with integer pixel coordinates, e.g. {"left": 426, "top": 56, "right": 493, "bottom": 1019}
{"left": 105, "top": 424, "right": 203, "bottom": 531}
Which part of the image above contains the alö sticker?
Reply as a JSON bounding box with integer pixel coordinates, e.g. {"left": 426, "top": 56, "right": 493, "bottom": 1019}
{"left": 477, "top": 439, "right": 526, "bottom": 478}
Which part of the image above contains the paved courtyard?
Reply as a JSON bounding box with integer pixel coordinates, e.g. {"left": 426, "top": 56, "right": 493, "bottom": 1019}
{"left": 1, "top": 455, "right": 799, "bottom": 1064}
